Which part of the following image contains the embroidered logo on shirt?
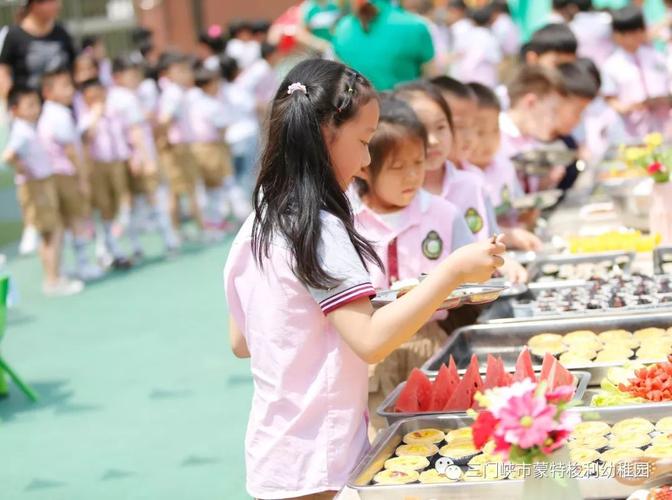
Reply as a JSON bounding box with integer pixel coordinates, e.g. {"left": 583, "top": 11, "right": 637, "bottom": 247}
{"left": 465, "top": 208, "right": 484, "bottom": 234}
{"left": 422, "top": 230, "right": 443, "bottom": 260}
{"left": 496, "top": 185, "right": 512, "bottom": 216}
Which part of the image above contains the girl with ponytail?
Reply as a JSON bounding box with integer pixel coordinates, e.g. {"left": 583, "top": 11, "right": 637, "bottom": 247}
{"left": 224, "top": 59, "right": 505, "bottom": 499}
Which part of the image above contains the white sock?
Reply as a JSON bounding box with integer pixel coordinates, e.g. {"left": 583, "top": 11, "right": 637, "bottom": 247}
{"left": 149, "top": 205, "right": 178, "bottom": 249}
{"left": 103, "top": 222, "right": 124, "bottom": 259}
{"left": 72, "top": 235, "right": 92, "bottom": 270}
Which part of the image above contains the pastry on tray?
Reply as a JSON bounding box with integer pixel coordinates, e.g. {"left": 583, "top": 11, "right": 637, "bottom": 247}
{"left": 373, "top": 469, "right": 419, "bottom": 485}
{"left": 396, "top": 443, "right": 439, "bottom": 457}
{"left": 403, "top": 428, "right": 445, "bottom": 445}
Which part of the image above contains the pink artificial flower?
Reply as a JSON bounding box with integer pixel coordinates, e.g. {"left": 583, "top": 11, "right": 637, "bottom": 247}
{"left": 499, "top": 392, "right": 556, "bottom": 449}
{"left": 472, "top": 411, "right": 498, "bottom": 449}
{"left": 540, "top": 411, "right": 581, "bottom": 454}
{"left": 648, "top": 162, "right": 664, "bottom": 174}
{"left": 493, "top": 431, "right": 512, "bottom": 455}
{"left": 208, "top": 24, "right": 223, "bottom": 38}
{"left": 546, "top": 385, "right": 575, "bottom": 404}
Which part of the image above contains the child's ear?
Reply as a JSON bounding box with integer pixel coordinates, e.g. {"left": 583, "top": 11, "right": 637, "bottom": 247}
{"left": 522, "top": 93, "right": 538, "bottom": 109}
{"left": 525, "top": 51, "right": 539, "bottom": 66}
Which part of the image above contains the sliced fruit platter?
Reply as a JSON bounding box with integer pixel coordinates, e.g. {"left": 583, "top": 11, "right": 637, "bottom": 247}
{"left": 591, "top": 356, "right": 672, "bottom": 407}
{"left": 378, "top": 348, "right": 588, "bottom": 425}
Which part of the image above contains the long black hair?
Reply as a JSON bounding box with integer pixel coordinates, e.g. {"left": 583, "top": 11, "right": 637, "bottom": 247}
{"left": 252, "top": 59, "right": 383, "bottom": 290}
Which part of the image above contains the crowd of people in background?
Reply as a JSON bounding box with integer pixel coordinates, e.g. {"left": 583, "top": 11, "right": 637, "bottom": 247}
{"left": 3, "top": 0, "right": 672, "bottom": 299}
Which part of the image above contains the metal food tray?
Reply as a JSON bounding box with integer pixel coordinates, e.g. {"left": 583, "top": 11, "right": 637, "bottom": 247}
{"left": 527, "top": 251, "right": 635, "bottom": 282}
{"left": 511, "top": 189, "right": 563, "bottom": 211}
{"left": 371, "top": 284, "right": 508, "bottom": 310}
{"left": 654, "top": 246, "right": 672, "bottom": 275}
{"left": 510, "top": 147, "right": 577, "bottom": 176}
{"left": 377, "top": 371, "right": 590, "bottom": 426}
{"left": 348, "top": 412, "right": 650, "bottom": 500}
{"left": 422, "top": 311, "right": 672, "bottom": 386}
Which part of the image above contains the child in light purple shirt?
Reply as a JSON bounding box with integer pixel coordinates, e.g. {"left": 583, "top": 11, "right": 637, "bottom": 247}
{"left": 39, "top": 67, "right": 103, "bottom": 281}
{"left": 224, "top": 59, "right": 506, "bottom": 499}
{"left": 157, "top": 52, "right": 203, "bottom": 235}
{"left": 569, "top": 1, "right": 615, "bottom": 66}
{"left": 603, "top": 6, "right": 672, "bottom": 140}
{"left": 3, "top": 86, "right": 83, "bottom": 296}
{"left": 109, "top": 56, "right": 178, "bottom": 258}
{"left": 79, "top": 78, "right": 133, "bottom": 269}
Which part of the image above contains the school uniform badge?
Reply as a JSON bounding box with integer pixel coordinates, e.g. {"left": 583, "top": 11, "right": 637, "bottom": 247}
{"left": 422, "top": 231, "right": 443, "bottom": 260}
{"left": 465, "top": 208, "right": 484, "bottom": 234}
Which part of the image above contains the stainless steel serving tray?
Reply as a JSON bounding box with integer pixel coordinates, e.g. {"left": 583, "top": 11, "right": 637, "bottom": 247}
{"left": 372, "top": 284, "right": 508, "bottom": 310}
{"left": 512, "top": 189, "right": 563, "bottom": 211}
{"left": 348, "top": 412, "right": 649, "bottom": 500}
{"left": 422, "top": 311, "right": 672, "bottom": 386}
{"left": 527, "top": 251, "right": 635, "bottom": 282}
{"left": 654, "top": 246, "right": 672, "bottom": 275}
{"left": 377, "top": 371, "right": 590, "bottom": 426}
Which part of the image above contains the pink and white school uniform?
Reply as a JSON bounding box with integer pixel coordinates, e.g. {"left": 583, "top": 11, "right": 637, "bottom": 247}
{"left": 158, "top": 81, "right": 194, "bottom": 146}
{"left": 224, "top": 212, "right": 377, "bottom": 499}
{"left": 37, "top": 100, "right": 83, "bottom": 177}
{"left": 570, "top": 11, "right": 615, "bottom": 66}
{"left": 107, "top": 85, "right": 158, "bottom": 169}
{"left": 5, "top": 118, "right": 53, "bottom": 185}
{"left": 450, "top": 25, "right": 502, "bottom": 87}
{"left": 602, "top": 45, "right": 672, "bottom": 139}
{"left": 188, "top": 87, "right": 232, "bottom": 143}
{"left": 352, "top": 189, "right": 474, "bottom": 290}
{"left": 492, "top": 13, "right": 521, "bottom": 57}
{"left": 578, "top": 96, "right": 628, "bottom": 164}
{"left": 236, "top": 57, "right": 279, "bottom": 105}
{"left": 440, "top": 162, "right": 495, "bottom": 241}
{"left": 463, "top": 156, "right": 522, "bottom": 217}
{"left": 499, "top": 112, "right": 543, "bottom": 192}
{"left": 78, "top": 96, "right": 131, "bottom": 164}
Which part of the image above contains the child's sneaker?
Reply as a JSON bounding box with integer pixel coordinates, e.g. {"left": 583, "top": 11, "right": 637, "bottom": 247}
{"left": 76, "top": 263, "right": 105, "bottom": 282}
{"left": 18, "top": 225, "right": 39, "bottom": 256}
{"left": 43, "top": 278, "right": 84, "bottom": 297}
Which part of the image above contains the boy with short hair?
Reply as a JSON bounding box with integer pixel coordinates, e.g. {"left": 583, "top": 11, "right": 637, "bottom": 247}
{"left": 109, "top": 55, "right": 179, "bottom": 258}
{"left": 501, "top": 64, "right": 567, "bottom": 192}
{"left": 553, "top": 61, "right": 599, "bottom": 190}
{"left": 78, "top": 78, "right": 133, "bottom": 269}
{"left": 602, "top": 6, "right": 671, "bottom": 139}
{"left": 157, "top": 52, "right": 204, "bottom": 235}
{"left": 524, "top": 23, "right": 578, "bottom": 68}
{"left": 38, "top": 66, "right": 103, "bottom": 281}
{"left": 3, "top": 86, "right": 83, "bottom": 296}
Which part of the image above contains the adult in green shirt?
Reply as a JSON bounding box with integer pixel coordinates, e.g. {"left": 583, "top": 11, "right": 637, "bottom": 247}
{"left": 332, "top": 0, "right": 435, "bottom": 90}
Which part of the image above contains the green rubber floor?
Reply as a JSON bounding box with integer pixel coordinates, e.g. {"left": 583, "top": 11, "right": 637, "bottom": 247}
{"left": 0, "top": 233, "right": 252, "bottom": 499}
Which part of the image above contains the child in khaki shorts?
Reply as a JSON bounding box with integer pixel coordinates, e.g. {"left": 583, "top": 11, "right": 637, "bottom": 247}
{"left": 79, "top": 78, "right": 133, "bottom": 269}
{"left": 188, "top": 66, "right": 236, "bottom": 235}
{"left": 38, "top": 67, "right": 102, "bottom": 281}
{"left": 3, "top": 85, "right": 83, "bottom": 296}
{"left": 157, "top": 52, "right": 204, "bottom": 235}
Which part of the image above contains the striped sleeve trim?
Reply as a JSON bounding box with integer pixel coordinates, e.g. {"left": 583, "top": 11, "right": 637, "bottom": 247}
{"left": 320, "top": 283, "right": 377, "bottom": 315}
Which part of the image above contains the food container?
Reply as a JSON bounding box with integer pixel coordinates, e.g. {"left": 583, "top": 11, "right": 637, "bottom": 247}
{"left": 371, "top": 284, "right": 508, "bottom": 310}
{"left": 527, "top": 251, "right": 635, "bottom": 282}
{"left": 377, "top": 371, "right": 590, "bottom": 426}
{"left": 422, "top": 311, "right": 672, "bottom": 386}
{"left": 512, "top": 189, "right": 563, "bottom": 211}
{"left": 654, "top": 246, "right": 672, "bottom": 275}
{"left": 348, "top": 412, "right": 652, "bottom": 500}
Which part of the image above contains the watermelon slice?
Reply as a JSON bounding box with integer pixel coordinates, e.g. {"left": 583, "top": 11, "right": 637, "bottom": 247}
{"left": 497, "top": 358, "right": 512, "bottom": 386}
{"left": 395, "top": 368, "right": 433, "bottom": 413}
{"left": 429, "top": 364, "right": 453, "bottom": 411}
{"left": 539, "top": 352, "right": 557, "bottom": 384}
{"left": 446, "top": 356, "right": 460, "bottom": 394}
{"left": 513, "top": 348, "right": 536, "bottom": 382}
{"left": 444, "top": 355, "right": 482, "bottom": 411}
{"left": 554, "top": 361, "right": 575, "bottom": 389}
{"left": 483, "top": 354, "right": 499, "bottom": 389}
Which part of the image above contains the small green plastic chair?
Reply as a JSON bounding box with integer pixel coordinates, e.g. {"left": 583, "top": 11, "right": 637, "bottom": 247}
{"left": 0, "top": 276, "right": 38, "bottom": 401}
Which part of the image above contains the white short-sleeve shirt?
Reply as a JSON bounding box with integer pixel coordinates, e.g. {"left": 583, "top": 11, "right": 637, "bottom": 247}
{"left": 4, "top": 118, "right": 52, "bottom": 184}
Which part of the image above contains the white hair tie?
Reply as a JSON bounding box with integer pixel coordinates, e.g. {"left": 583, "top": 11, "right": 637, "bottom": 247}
{"left": 287, "top": 82, "right": 307, "bottom": 96}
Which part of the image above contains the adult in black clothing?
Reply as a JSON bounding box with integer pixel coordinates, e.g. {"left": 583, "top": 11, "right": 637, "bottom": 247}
{"left": 0, "top": 0, "right": 75, "bottom": 97}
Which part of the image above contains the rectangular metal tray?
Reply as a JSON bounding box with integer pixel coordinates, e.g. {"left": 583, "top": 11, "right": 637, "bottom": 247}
{"left": 527, "top": 251, "right": 635, "bottom": 282}
{"left": 372, "top": 284, "right": 508, "bottom": 310}
{"left": 348, "top": 411, "right": 653, "bottom": 500}
{"left": 377, "top": 371, "right": 591, "bottom": 426}
{"left": 422, "top": 311, "right": 672, "bottom": 386}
